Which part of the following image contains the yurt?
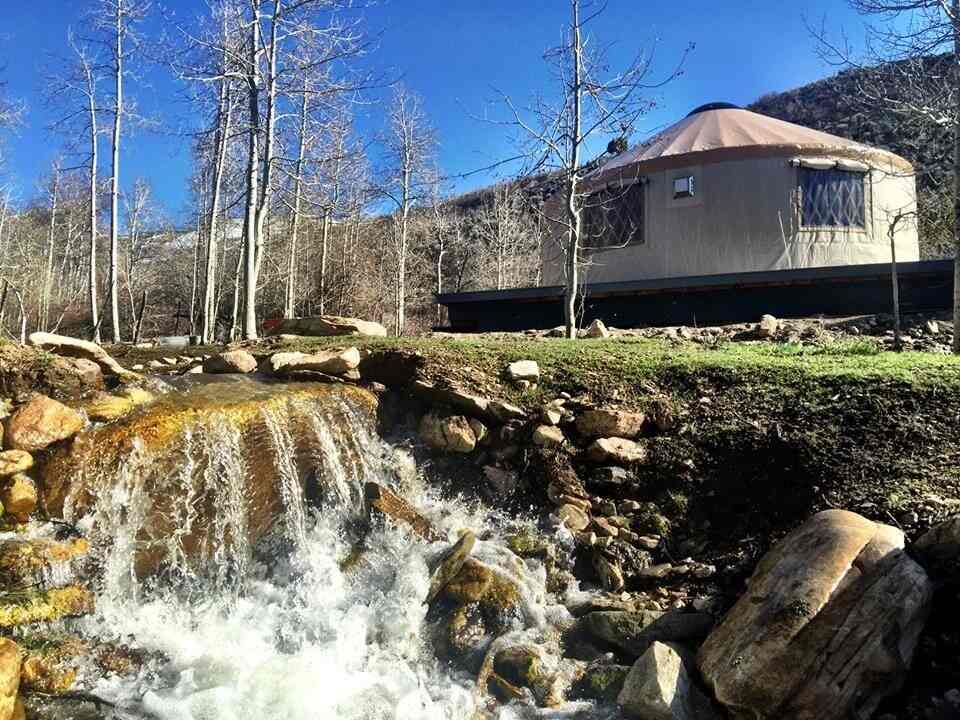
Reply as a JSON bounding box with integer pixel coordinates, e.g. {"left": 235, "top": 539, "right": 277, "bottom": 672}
{"left": 541, "top": 103, "right": 919, "bottom": 285}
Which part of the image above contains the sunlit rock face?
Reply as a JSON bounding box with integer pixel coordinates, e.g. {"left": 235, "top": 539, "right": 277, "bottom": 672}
{"left": 40, "top": 376, "right": 381, "bottom": 578}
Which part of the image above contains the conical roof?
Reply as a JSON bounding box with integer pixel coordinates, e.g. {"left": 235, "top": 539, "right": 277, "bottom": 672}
{"left": 594, "top": 105, "right": 912, "bottom": 179}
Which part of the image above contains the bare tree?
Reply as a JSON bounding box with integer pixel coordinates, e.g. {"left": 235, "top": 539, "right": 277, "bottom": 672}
{"left": 815, "top": 0, "right": 960, "bottom": 351}
{"left": 489, "top": 0, "right": 688, "bottom": 338}
{"left": 90, "top": 0, "right": 152, "bottom": 344}
{"left": 47, "top": 32, "right": 106, "bottom": 342}
{"left": 380, "top": 85, "right": 436, "bottom": 336}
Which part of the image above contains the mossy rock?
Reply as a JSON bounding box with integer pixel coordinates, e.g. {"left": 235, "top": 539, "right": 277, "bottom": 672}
{"left": 569, "top": 661, "right": 630, "bottom": 703}
{"left": 0, "top": 586, "right": 94, "bottom": 627}
{"left": 0, "top": 538, "right": 89, "bottom": 586}
{"left": 493, "top": 644, "right": 545, "bottom": 689}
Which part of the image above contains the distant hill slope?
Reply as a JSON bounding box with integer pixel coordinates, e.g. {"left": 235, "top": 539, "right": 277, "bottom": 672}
{"left": 747, "top": 56, "right": 952, "bottom": 190}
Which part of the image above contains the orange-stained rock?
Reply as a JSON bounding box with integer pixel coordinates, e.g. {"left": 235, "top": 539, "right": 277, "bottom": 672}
{"left": 0, "top": 639, "right": 21, "bottom": 720}
{"left": 6, "top": 395, "right": 85, "bottom": 451}
{"left": 0, "top": 476, "right": 36, "bottom": 522}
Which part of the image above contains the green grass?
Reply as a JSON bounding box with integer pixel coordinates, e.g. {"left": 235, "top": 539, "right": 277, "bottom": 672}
{"left": 273, "top": 335, "right": 960, "bottom": 391}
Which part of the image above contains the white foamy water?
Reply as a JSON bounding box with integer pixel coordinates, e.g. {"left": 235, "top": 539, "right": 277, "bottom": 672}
{"left": 67, "top": 384, "right": 597, "bottom": 720}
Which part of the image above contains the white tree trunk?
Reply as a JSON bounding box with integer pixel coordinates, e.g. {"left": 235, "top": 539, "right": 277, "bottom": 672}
{"left": 109, "top": 2, "right": 124, "bottom": 343}
{"left": 564, "top": 0, "right": 584, "bottom": 340}
{"left": 89, "top": 75, "right": 101, "bottom": 343}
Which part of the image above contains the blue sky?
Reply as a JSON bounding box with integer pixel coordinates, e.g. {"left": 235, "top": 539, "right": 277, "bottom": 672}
{"left": 1, "top": 0, "right": 875, "bottom": 225}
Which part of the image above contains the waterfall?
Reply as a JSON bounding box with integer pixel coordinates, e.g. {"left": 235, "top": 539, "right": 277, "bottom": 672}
{"left": 45, "top": 379, "right": 587, "bottom": 719}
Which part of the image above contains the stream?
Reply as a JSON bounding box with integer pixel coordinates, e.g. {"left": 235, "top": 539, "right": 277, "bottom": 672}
{"left": 43, "top": 377, "right": 608, "bottom": 720}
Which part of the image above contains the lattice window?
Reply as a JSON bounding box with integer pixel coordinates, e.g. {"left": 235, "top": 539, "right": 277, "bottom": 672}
{"left": 799, "top": 168, "right": 866, "bottom": 228}
{"left": 582, "top": 182, "right": 645, "bottom": 249}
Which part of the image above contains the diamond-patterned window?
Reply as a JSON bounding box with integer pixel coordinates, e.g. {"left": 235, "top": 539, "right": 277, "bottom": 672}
{"left": 581, "top": 182, "right": 645, "bottom": 249}
{"left": 799, "top": 168, "right": 866, "bottom": 228}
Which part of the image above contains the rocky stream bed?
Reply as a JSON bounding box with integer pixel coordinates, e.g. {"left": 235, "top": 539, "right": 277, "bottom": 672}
{"left": 0, "top": 327, "right": 954, "bottom": 719}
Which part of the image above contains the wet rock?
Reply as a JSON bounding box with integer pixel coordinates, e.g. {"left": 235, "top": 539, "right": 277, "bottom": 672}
{"left": 532, "top": 425, "right": 565, "bottom": 447}
{"left": 555, "top": 504, "right": 590, "bottom": 532}
{"left": 0, "top": 475, "right": 36, "bottom": 522}
{"left": 576, "top": 409, "right": 646, "bottom": 439}
{"left": 577, "top": 610, "right": 713, "bottom": 660}
{"left": 117, "top": 386, "right": 155, "bottom": 406}
{"left": 365, "top": 482, "right": 443, "bottom": 542}
{"left": 618, "top": 641, "right": 720, "bottom": 720}
{"left": 202, "top": 350, "right": 257, "bottom": 374}
{"left": 0, "top": 452, "right": 32, "bottom": 478}
{"left": 756, "top": 314, "right": 779, "bottom": 339}
{"left": 0, "top": 538, "right": 89, "bottom": 587}
{"left": 6, "top": 395, "right": 85, "bottom": 451}
{"left": 0, "top": 586, "right": 94, "bottom": 627}
{"left": 482, "top": 466, "right": 518, "bottom": 496}
{"left": 570, "top": 659, "right": 630, "bottom": 703}
{"left": 505, "top": 360, "right": 539, "bottom": 382}
{"left": 584, "top": 319, "right": 610, "bottom": 339}
{"left": 427, "top": 530, "right": 476, "bottom": 603}
{"left": 444, "top": 558, "right": 494, "bottom": 603}
{"left": 0, "top": 638, "right": 21, "bottom": 720}
{"left": 698, "top": 510, "right": 933, "bottom": 720}
{"left": 494, "top": 644, "right": 545, "bottom": 689}
{"left": 418, "top": 413, "right": 476, "bottom": 453}
{"left": 28, "top": 331, "right": 137, "bottom": 380}
{"left": 266, "top": 348, "right": 361, "bottom": 377}
{"left": 442, "top": 602, "right": 488, "bottom": 663}
{"left": 266, "top": 315, "right": 387, "bottom": 338}
{"left": 83, "top": 393, "right": 136, "bottom": 422}
{"left": 586, "top": 438, "right": 647, "bottom": 465}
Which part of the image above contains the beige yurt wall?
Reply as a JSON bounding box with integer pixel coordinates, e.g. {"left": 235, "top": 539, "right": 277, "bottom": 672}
{"left": 540, "top": 157, "right": 920, "bottom": 286}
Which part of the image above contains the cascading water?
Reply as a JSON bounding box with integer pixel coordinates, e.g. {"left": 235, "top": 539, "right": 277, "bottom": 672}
{"left": 48, "top": 378, "right": 605, "bottom": 719}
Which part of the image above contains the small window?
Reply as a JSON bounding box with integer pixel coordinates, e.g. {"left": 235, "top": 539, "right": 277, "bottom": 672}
{"left": 799, "top": 168, "right": 865, "bottom": 228}
{"left": 582, "top": 183, "right": 645, "bottom": 249}
{"left": 673, "top": 175, "right": 695, "bottom": 199}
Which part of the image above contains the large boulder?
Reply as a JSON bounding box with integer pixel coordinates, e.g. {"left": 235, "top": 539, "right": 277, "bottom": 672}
{"left": 411, "top": 381, "right": 526, "bottom": 424}
{"left": 202, "top": 350, "right": 258, "bottom": 374}
{"left": 576, "top": 409, "right": 646, "bottom": 439}
{"left": 266, "top": 348, "right": 360, "bottom": 377}
{"left": 267, "top": 315, "right": 387, "bottom": 338}
{"left": 418, "top": 413, "right": 476, "bottom": 453}
{"left": 698, "top": 509, "right": 933, "bottom": 720}
{"left": 0, "top": 639, "right": 20, "bottom": 720}
{"left": 28, "top": 332, "right": 136, "bottom": 380}
{"left": 618, "top": 642, "right": 720, "bottom": 720}
{"left": 6, "top": 395, "right": 85, "bottom": 451}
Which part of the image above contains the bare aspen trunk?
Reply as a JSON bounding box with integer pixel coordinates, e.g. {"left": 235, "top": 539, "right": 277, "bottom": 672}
{"left": 203, "top": 79, "right": 232, "bottom": 342}
{"left": 189, "top": 210, "right": 202, "bottom": 335}
{"left": 133, "top": 289, "right": 147, "bottom": 344}
{"left": 42, "top": 164, "right": 60, "bottom": 332}
{"left": 953, "top": 0, "right": 960, "bottom": 353}
{"left": 251, "top": 0, "right": 281, "bottom": 306}
{"left": 436, "top": 232, "right": 445, "bottom": 326}
{"left": 242, "top": 1, "right": 263, "bottom": 341}
{"left": 285, "top": 81, "right": 308, "bottom": 320}
{"left": 889, "top": 220, "right": 902, "bottom": 350}
{"left": 564, "top": 0, "right": 584, "bottom": 340}
{"left": 89, "top": 86, "right": 101, "bottom": 343}
{"left": 109, "top": 2, "right": 123, "bottom": 343}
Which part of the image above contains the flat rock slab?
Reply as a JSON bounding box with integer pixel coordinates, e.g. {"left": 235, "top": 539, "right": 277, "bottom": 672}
{"left": 268, "top": 315, "right": 387, "bottom": 338}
